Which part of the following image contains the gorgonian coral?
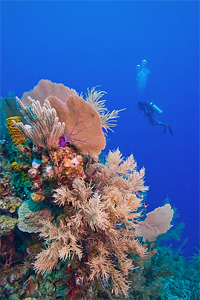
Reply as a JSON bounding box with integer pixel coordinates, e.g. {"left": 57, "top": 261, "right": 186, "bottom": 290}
{"left": 1, "top": 80, "right": 175, "bottom": 299}
{"left": 33, "top": 148, "right": 148, "bottom": 298}
{"left": 15, "top": 79, "right": 108, "bottom": 155}
{"left": 13, "top": 97, "right": 65, "bottom": 150}
{"left": 84, "top": 87, "right": 125, "bottom": 132}
{"left": 137, "top": 204, "right": 174, "bottom": 242}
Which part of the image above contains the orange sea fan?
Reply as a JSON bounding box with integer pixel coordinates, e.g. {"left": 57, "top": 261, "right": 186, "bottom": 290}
{"left": 48, "top": 94, "right": 106, "bottom": 155}
{"left": 18, "top": 80, "right": 106, "bottom": 155}
{"left": 20, "top": 79, "right": 77, "bottom": 107}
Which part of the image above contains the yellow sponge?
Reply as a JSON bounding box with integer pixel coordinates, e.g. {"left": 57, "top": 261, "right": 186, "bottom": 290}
{"left": 6, "top": 116, "right": 27, "bottom": 146}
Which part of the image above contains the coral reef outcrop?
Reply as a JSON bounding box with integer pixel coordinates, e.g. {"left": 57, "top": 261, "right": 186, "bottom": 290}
{"left": 0, "top": 80, "right": 193, "bottom": 300}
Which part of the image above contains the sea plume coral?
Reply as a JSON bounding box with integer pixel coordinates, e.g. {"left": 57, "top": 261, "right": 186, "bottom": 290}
{"left": 85, "top": 87, "right": 125, "bottom": 132}
{"left": 13, "top": 97, "right": 65, "bottom": 150}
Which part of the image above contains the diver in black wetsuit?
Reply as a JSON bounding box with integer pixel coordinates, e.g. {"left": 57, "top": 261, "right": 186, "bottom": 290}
{"left": 138, "top": 101, "right": 173, "bottom": 135}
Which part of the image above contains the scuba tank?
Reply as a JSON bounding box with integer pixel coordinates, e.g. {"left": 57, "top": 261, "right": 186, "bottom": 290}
{"left": 149, "top": 102, "right": 163, "bottom": 114}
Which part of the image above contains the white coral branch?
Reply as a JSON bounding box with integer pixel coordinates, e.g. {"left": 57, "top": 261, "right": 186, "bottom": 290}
{"left": 101, "top": 108, "right": 125, "bottom": 132}
{"left": 85, "top": 87, "right": 125, "bottom": 132}
{"left": 85, "top": 86, "right": 107, "bottom": 115}
{"left": 13, "top": 96, "right": 65, "bottom": 150}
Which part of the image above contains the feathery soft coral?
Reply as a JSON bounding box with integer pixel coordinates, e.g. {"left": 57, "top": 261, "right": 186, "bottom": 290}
{"left": 33, "top": 148, "right": 148, "bottom": 298}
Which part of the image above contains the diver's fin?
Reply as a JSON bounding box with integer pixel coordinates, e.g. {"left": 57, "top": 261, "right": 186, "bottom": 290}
{"left": 168, "top": 125, "right": 174, "bottom": 135}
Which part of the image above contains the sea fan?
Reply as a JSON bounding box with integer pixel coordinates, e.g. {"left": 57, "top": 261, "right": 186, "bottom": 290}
{"left": 17, "top": 80, "right": 106, "bottom": 155}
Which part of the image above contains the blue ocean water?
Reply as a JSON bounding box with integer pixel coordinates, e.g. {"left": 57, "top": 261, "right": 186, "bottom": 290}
{"left": 1, "top": 0, "right": 199, "bottom": 259}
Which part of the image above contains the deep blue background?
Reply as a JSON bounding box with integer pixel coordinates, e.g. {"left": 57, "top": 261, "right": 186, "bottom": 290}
{"left": 1, "top": 1, "right": 199, "bottom": 257}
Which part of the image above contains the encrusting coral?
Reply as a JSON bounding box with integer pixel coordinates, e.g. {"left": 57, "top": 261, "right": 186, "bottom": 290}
{"left": 17, "top": 202, "right": 53, "bottom": 233}
{"left": 0, "top": 215, "right": 18, "bottom": 235}
{"left": 0, "top": 80, "right": 176, "bottom": 299}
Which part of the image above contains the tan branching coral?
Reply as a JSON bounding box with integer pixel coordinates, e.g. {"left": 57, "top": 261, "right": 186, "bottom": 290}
{"left": 83, "top": 193, "right": 111, "bottom": 231}
{"left": 33, "top": 219, "right": 83, "bottom": 274}
{"left": 13, "top": 97, "right": 65, "bottom": 150}
{"left": 52, "top": 178, "right": 92, "bottom": 208}
{"left": 33, "top": 148, "right": 148, "bottom": 297}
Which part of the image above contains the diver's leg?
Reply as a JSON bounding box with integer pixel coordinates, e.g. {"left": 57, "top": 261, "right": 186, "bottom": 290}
{"left": 168, "top": 125, "right": 174, "bottom": 135}
{"left": 157, "top": 121, "right": 173, "bottom": 135}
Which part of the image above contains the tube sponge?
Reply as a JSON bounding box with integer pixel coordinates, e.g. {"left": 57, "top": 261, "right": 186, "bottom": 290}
{"left": 6, "top": 116, "right": 27, "bottom": 146}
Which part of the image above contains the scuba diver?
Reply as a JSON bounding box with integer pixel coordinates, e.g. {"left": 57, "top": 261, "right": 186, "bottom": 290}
{"left": 138, "top": 101, "right": 173, "bottom": 135}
